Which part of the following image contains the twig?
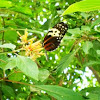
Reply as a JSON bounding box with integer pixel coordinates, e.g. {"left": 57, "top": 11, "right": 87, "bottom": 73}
{"left": 89, "top": 67, "right": 100, "bottom": 84}
{"left": 3, "top": 79, "right": 35, "bottom": 87}
{"left": 0, "top": 59, "right": 6, "bottom": 63}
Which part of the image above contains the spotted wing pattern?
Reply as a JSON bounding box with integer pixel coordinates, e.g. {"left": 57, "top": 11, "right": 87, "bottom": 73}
{"left": 43, "top": 22, "right": 68, "bottom": 51}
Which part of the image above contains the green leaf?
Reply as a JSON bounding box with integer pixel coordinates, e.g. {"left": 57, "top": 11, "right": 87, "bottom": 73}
{"left": 4, "top": 57, "right": 17, "bottom": 70}
{"left": 97, "top": 50, "right": 100, "bottom": 55}
{"left": 81, "top": 87, "right": 100, "bottom": 100}
{"left": 91, "top": 18, "right": 100, "bottom": 27}
{"left": 0, "top": 43, "right": 16, "bottom": 50}
{"left": 38, "top": 69, "right": 50, "bottom": 82}
{"left": 5, "top": 56, "right": 39, "bottom": 81}
{"left": 0, "top": 68, "right": 3, "bottom": 78}
{"left": 2, "top": 85, "right": 15, "bottom": 97}
{"left": 17, "top": 56, "right": 39, "bottom": 81}
{"left": 94, "top": 25, "right": 100, "bottom": 32}
{"left": 37, "top": 95, "right": 50, "bottom": 100}
{"left": 8, "top": 72, "right": 23, "bottom": 81}
{"left": 57, "top": 49, "right": 78, "bottom": 75}
{"left": 93, "top": 41, "right": 100, "bottom": 50}
{"left": 83, "top": 60, "right": 100, "bottom": 67}
{"left": 89, "top": 48, "right": 97, "bottom": 57}
{"left": 41, "top": 19, "right": 52, "bottom": 30}
{"left": 62, "top": 0, "right": 100, "bottom": 15}
{"left": 82, "top": 41, "right": 93, "bottom": 54}
{"left": 0, "top": 54, "right": 8, "bottom": 69}
{"left": 63, "top": 36, "right": 76, "bottom": 40}
{"left": 4, "top": 30, "right": 18, "bottom": 42}
{"left": 67, "top": 28, "right": 81, "bottom": 36}
{"left": 11, "top": 6, "right": 32, "bottom": 16}
{"left": 30, "top": 86, "right": 40, "bottom": 94}
{"left": 81, "top": 12, "right": 90, "bottom": 19}
{"left": 16, "top": 93, "right": 28, "bottom": 100}
{"left": 0, "top": 0, "right": 12, "bottom": 8}
{"left": 36, "top": 85, "right": 83, "bottom": 100}
{"left": 81, "top": 26, "right": 91, "bottom": 32}
{"left": 0, "top": 14, "right": 8, "bottom": 17}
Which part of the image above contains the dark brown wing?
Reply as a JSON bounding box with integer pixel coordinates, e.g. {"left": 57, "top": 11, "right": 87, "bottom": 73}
{"left": 43, "top": 35, "right": 61, "bottom": 51}
{"left": 43, "top": 22, "right": 68, "bottom": 51}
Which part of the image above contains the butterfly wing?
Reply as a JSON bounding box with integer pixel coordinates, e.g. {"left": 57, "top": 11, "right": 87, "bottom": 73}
{"left": 43, "top": 22, "right": 68, "bottom": 51}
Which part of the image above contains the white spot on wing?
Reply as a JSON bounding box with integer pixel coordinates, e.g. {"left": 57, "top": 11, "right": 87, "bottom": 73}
{"left": 48, "top": 28, "right": 60, "bottom": 37}
{"left": 62, "top": 26, "right": 64, "bottom": 28}
{"left": 59, "top": 24, "right": 62, "bottom": 26}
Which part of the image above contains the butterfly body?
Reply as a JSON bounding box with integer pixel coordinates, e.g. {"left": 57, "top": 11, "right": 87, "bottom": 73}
{"left": 43, "top": 22, "right": 68, "bottom": 51}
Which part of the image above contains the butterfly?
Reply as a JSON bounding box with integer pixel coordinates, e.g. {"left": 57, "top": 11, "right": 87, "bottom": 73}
{"left": 43, "top": 22, "right": 68, "bottom": 51}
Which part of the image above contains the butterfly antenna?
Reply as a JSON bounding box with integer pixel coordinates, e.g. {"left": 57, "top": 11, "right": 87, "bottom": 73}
{"left": 45, "top": 50, "right": 49, "bottom": 61}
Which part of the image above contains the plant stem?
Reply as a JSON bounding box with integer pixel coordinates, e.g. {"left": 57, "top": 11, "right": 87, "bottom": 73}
{"left": 4, "top": 79, "right": 35, "bottom": 87}
{"left": 89, "top": 67, "right": 100, "bottom": 84}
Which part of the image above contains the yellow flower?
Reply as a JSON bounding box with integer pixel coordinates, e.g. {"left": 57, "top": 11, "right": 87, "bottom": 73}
{"left": 17, "top": 29, "right": 44, "bottom": 61}
{"left": 25, "top": 40, "right": 44, "bottom": 61}
{"left": 17, "top": 29, "right": 28, "bottom": 44}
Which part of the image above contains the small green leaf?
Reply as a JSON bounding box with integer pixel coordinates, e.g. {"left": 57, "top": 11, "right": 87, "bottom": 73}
{"left": 81, "top": 12, "right": 90, "bottom": 19}
{"left": 82, "top": 41, "right": 93, "bottom": 54}
{"left": 67, "top": 28, "right": 81, "bottom": 36}
{"left": 17, "top": 56, "right": 39, "bottom": 81}
{"left": 0, "top": 54, "right": 8, "bottom": 69}
{"left": 11, "top": 6, "right": 32, "bottom": 15}
{"left": 8, "top": 72, "right": 23, "bottom": 81}
{"left": 38, "top": 69, "right": 50, "bottom": 82}
{"left": 62, "top": 0, "right": 100, "bottom": 15}
{"left": 57, "top": 49, "right": 78, "bottom": 75}
{"left": 30, "top": 86, "right": 40, "bottom": 94}
{"left": 36, "top": 85, "right": 83, "bottom": 100}
{"left": 4, "top": 30, "right": 18, "bottom": 42}
{"left": 41, "top": 19, "right": 52, "bottom": 30}
{"left": 0, "top": 14, "right": 8, "bottom": 17}
{"left": 97, "top": 50, "right": 100, "bottom": 55}
{"left": 93, "top": 41, "right": 100, "bottom": 50}
{"left": 4, "top": 57, "right": 17, "bottom": 70}
{"left": 16, "top": 93, "right": 28, "bottom": 99}
{"left": 83, "top": 60, "right": 100, "bottom": 67}
{"left": 2, "top": 85, "right": 15, "bottom": 97}
{"left": 89, "top": 48, "right": 97, "bottom": 57}
{"left": 81, "top": 26, "right": 91, "bottom": 32}
{"left": 81, "top": 87, "right": 100, "bottom": 100}
{"left": 0, "top": 43, "right": 16, "bottom": 50}
{"left": 91, "top": 18, "right": 100, "bottom": 27}
{"left": 0, "top": 0, "right": 12, "bottom": 8}
{"left": 37, "top": 95, "right": 50, "bottom": 100}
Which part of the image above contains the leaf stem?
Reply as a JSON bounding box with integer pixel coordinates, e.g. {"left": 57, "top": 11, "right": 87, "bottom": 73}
{"left": 3, "top": 79, "right": 35, "bottom": 87}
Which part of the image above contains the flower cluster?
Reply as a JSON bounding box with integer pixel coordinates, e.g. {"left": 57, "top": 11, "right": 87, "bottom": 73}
{"left": 17, "top": 29, "right": 44, "bottom": 61}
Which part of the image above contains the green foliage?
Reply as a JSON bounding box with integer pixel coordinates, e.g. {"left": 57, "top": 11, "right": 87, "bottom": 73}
{"left": 2, "top": 85, "right": 15, "bottom": 97}
{"left": 38, "top": 69, "right": 50, "bottom": 82}
{"left": 0, "top": 43, "right": 16, "bottom": 50}
{"left": 36, "top": 85, "right": 83, "bottom": 100}
{"left": 62, "top": 0, "right": 100, "bottom": 15}
{"left": 0, "top": 0, "right": 100, "bottom": 100}
{"left": 81, "top": 87, "right": 100, "bottom": 100}
{"left": 82, "top": 41, "right": 93, "bottom": 54}
{"left": 57, "top": 49, "right": 78, "bottom": 75}
{"left": 5, "top": 56, "right": 39, "bottom": 80}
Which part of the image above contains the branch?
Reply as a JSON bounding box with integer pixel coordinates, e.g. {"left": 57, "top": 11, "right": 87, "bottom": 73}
{"left": 1, "top": 79, "right": 35, "bottom": 87}
{"left": 89, "top": 67, "right": 100, "bottom": 84}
